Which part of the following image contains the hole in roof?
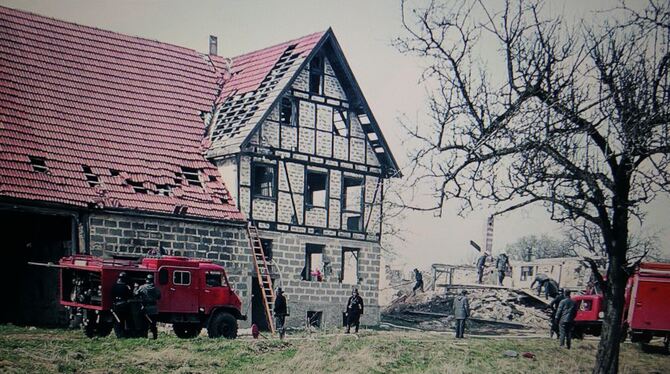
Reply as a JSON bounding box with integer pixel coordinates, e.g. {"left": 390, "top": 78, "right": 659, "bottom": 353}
{"left": 174, "top": 205, "right": 188, "bottom": 215}
{"left": 156, "top": 184, "right": 172, "bottom": 196}
{"left": 127, "top": 180, "right": 147, "bottom": 194}
{"left": 29, "top": 156, "right": 48, "bottom": 173}
{"left": 181, "top": 167, "right": 202, "bottom": 187}
{"left": 82, "top": 165, "right": 100, "bottom": 187}
{"left": 110, "top": 169, "right": 120, "bottom": 177}
{"left": 209, "top": 175, "right": 218, "bottom": 182}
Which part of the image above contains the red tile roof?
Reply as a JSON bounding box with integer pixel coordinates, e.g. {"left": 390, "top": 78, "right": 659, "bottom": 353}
{"left": 0, "top": 6, "right": 248, "bottom": 220}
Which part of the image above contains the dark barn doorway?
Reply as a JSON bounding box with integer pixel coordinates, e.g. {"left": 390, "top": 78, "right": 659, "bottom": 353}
{"left": 0, "top": 210, "right": 74, "bottom": 326}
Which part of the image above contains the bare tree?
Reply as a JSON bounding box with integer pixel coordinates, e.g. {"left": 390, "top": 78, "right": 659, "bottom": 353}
{"left": 504, "top": 233, "right": 576, "bottom": 261}
{"left": 397, "top": 1, "right": 669, "bottom": 372}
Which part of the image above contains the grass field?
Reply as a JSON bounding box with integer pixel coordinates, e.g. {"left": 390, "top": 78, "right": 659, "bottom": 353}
{"left": 0, "top": 325, "right": 668, "bottom": 373}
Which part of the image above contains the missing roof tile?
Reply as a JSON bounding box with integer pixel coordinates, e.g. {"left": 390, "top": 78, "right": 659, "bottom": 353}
{"left": 110, "top": 169, "right": 120, "bottom": 177}
{"left": 174, "top": 205, "right": 188, "bottom": 215}
{"left": 29, "top": 156, "right": 48, "bottom": 173}
{"left": 181, "top": 167, "right": 202, "bottom": 187}
{"left": 127, "top": 180, "right": 147, "bottom": 194}
{"left": 82, "top": 165, "right": 100, "bottom": 187}
{"left": 156, "top": 184, "right": 172, "bottom": 196}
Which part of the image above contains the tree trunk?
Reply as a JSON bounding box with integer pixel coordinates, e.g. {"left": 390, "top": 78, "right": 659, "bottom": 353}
{"left": 593, "top": 254, "right": 627, "bottom": 374}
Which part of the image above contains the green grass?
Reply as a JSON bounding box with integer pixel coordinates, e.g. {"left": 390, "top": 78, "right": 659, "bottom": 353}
{"left": 0, "top": 325, "right": 668, "bottom": 373}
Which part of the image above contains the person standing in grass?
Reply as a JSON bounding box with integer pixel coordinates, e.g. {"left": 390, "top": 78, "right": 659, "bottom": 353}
{"left": 555, "top": 289, "right": 577, "bottom": 349}
{"left": 453, "top": 290, "right": 470, "bottom": 338}
{"left": 274, "top": 287, "right": 288, "bottom": 340}
{"left": 345, "top": 288, "right": 364, "bottom": 334}
{"left": 135, "top": 273, "right": 161, "bottom": 340}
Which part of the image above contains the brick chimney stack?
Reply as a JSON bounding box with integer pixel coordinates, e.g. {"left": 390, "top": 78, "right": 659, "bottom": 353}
{"left": 209, "top": 35, "right": 218, "bottom": 56}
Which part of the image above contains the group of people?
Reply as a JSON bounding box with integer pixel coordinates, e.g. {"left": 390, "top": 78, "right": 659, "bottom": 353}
{"left": 111, "top": 272, "right": 161, "bottom": 339}
{"left": 272, "top": 287, "right": 365, "bottom": 339}
{"left": 476, "top": 253, "right": 510, "bottom": 286}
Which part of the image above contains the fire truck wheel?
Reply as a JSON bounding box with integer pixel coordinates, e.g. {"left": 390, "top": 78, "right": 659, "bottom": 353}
{"left": 208, "top": 312, "right": 237, "bottom": 339}
{"left": 173, "top": 323, "right": 202, "bottom": 339}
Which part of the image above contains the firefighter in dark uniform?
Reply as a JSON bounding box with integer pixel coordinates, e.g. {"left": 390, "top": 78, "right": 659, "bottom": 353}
{"left": 412, "top": 269, "right": 424, "bottom": 295}
{"left": 345, "top": 288, "right": 364, "bottom": 333}
{"left": 273, "top": 287, "right": 288, "bottom": 340}
{"left": 135, "top": 273, "right": 161, "bottom": 339}
{"left": 476, "top": 254, "right": 488, "bottom": 284}
{"left": 111, "top": 272, "right": 133, "bottom": 338}
{"left": 555, "top": 289, "right": 577, "bottom": 349}
{"left": 496, "top": 253, "right": 510, "bottom": 286}
{"left": 548, "top": 289, "right": 566, "bottom": 338}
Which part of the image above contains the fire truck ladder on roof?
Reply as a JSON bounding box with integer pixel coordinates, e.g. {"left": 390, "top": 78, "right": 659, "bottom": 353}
{"left": 246, "top": 222, "right": 276, "bottom": 333}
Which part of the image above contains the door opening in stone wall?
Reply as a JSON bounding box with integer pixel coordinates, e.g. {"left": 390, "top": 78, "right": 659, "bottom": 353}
{"left": 251, "top": 277, "right": 272, "bottom": 331}
{"left": 0, "top": 210, "right": 74, "bottom": 326}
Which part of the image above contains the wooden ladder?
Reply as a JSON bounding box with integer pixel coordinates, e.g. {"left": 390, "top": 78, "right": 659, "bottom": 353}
{"left": 246, "top": 222, "right": 275, "bottom": 333}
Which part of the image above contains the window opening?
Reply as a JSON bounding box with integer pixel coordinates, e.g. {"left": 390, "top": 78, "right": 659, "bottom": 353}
{"left": 333, "top": 109, "right": 349, "bottom": 136}
{"left": 305, "top": 171, "right": 327, "bottom": 208}
{"left": 261, "top": 239, "right": 273, "bottom": 260}
{"left": 82, "top": 165, "right": 100, "bottom": 187}
{"left": 181, "top": 167, "right": 202, "bottom": 187}
{"left": 520, "top": 266, "right": 534, "bottom": 281}
{"left": 342, "top": 177, "right": 363, "bottom": 231}
{"left": 341, "top": 248, "right": 360, "bottom": 285}
{"left": 206, "top": 271, "right": 223, "bottom": 287}
{"left": 173, "top": 270, "right": 191, "bottom": 286}
{"left": 309, "top": 55, "right": 323, "bottom": 94}
{"left": 252, "top": 164, "right": 276, "bottom": 198}
{"left": 279, "top": 97, "right": 294, "bottom": 125}
{"left": 307, "top": 311, "right": 322, "bottom": 328}
{"left": 303, "top": 244, "right": 324, "bottom": 281}
{"left": 29, "top": 156, "right": 48, "bottom": 173}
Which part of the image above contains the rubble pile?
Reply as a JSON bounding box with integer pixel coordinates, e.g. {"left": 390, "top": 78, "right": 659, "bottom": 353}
{"left": 382, "top": 288, "right": 552, "bottom": 332}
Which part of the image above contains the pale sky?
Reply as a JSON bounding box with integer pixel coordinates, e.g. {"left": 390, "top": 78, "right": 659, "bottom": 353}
{"left": 2, "top": 0, "right": 668, "bottom": 269}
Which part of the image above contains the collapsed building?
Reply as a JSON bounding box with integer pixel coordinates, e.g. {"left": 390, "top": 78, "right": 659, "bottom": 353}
{"left": 0, "top": 6, "right": 399, "bottom": 329}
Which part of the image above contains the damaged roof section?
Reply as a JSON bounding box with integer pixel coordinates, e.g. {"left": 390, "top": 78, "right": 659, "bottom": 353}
{"left": 0, "top": 6, "right": 244, "bottom": 221}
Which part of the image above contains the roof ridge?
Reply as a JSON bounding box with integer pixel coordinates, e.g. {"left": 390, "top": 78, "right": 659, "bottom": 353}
{"left": 218, "top": 30, "right": 328, "bottom": 62}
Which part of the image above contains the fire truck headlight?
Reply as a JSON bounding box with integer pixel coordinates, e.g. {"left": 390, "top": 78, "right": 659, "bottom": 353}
{"left": 199, "top": 307, "right": 205, "bottom": 313}
{"left": 598, "top": 312, "right": 604, "bottom": 319}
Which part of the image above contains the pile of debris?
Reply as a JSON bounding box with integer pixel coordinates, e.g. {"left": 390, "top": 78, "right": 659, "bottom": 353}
{"left": 382, "top": 287, "right": 552, "bottom": 333}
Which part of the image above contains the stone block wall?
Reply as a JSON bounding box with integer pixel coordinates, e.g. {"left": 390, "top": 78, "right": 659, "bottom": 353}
{"left": 259, "top": 230, "right": 381, "bottom": 328}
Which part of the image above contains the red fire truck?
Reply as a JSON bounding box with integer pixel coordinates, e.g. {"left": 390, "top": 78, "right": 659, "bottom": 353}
{"left": 58, "top": 254, "right": 245, "bottom": 339}
{"left": 572, "top": 262, "right": 670, "bottom": 350}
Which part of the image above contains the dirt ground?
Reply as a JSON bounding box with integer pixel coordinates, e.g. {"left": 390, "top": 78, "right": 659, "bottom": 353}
{"left": 0, "top": 324, "right": 668, "bottom": 373}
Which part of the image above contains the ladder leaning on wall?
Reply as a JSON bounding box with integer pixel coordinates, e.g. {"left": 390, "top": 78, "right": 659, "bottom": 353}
{"left": 246, "top": 222, "right": 276, "bottom": 333}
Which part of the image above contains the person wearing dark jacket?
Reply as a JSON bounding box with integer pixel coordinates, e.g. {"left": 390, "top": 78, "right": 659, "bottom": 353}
{"left": 495, "top": 254, "right": 510, "bottom": 286}
{"left": 412, "top": 269, "right": 424, "bottom": 295}
{"left": 544, "top": 279, "right": 560, "bottom": 299}
{"left": 530, "top": 274, "right": 550, "bottom": 296}
{"left": 555, "top": 290, "right": 577, "bottom": 349}
{"left": 453, "top": 290, "right": 470, "bottom": 338}
{"left": 135, "top": 273, "right": 161, "bottom": 339}
{"left": 273, "top": 288, "right": 288, "bottom": 340}
{"left": 476, "top": 254, "right": 488, "bottom": 284}
{"left": 345, "top": 288, "right": 364, "bottom": 333}
{"left": 111, "top": 272, "right": 133, "bottom": 338}
{"left": 548, "top": 290, "right": 566, "bottom": 339}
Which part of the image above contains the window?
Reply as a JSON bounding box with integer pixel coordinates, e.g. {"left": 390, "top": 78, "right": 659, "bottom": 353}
{"left": 342, "top": 177, "right": 363, "bottom": 231}
{"left": 520, "top": 266, "right": 534, "bottom": 281}
{"left": 341, "top": 248, "right": 359, "bottom": 285}
{"left": 333, "top": 109, "right": 349, "bottom": 136}
{"left": 303, "top": 244, "right": 324, "bottom": 281}
{"left": 158, "top": 268, "right": 169, "bottom": 285}
{"left": 205, "top": 271, "right": 223, "bottom": 287}
{"left": 252, "top": 164, "right": 276, "bottom": 198}
{"left": 173, "top": 270, "right": 191, "bottom": 285}
{"left": 279, "top": 97, "right": 294, "bottom": 125}
{"left": 261, "top": 239, "right": 273, "bottom": 260}
{"left": 29, "top": 156, "right": 48, "bottom": 173}
{"left": 309, "top": 55, "right": 323, "bottom": 94}
{"left": 305, "top": 171, "right": 327, "bottom": 208}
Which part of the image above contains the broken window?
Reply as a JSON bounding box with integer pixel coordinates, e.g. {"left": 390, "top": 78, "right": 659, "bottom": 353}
{"left": 29, "top": 156, "right": 48, "bottom": 173}
{"left": 181, "top": 167, "right": 201, "bottom": 187}
{"left": 82, "top": 165, "right": 100, "bottom": 187}
{"left": 307, "top": 311, "right": 322, "bottom": 328}
{"left": 252, "top": 164, "right": 276, "bottom": 198}
{"left": 305, "top": 171, "right": 327, "bottom": 208}
{"left": 279, "top": 97, "right": 294, "bottom": 125}
{"left": 333, "top": 109, "right": 349, "bottom": 136}
{"left": 342, "top": 177, "right": 363, "bottom": 231}
{"left": 341, "top": 248, "right": 360, "bottom": 285}
{"left": 309, "top": 55, "right": 323, "bottom": 94}
{"left": 303, "top": 244, "right": 324, "bottom": 281}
